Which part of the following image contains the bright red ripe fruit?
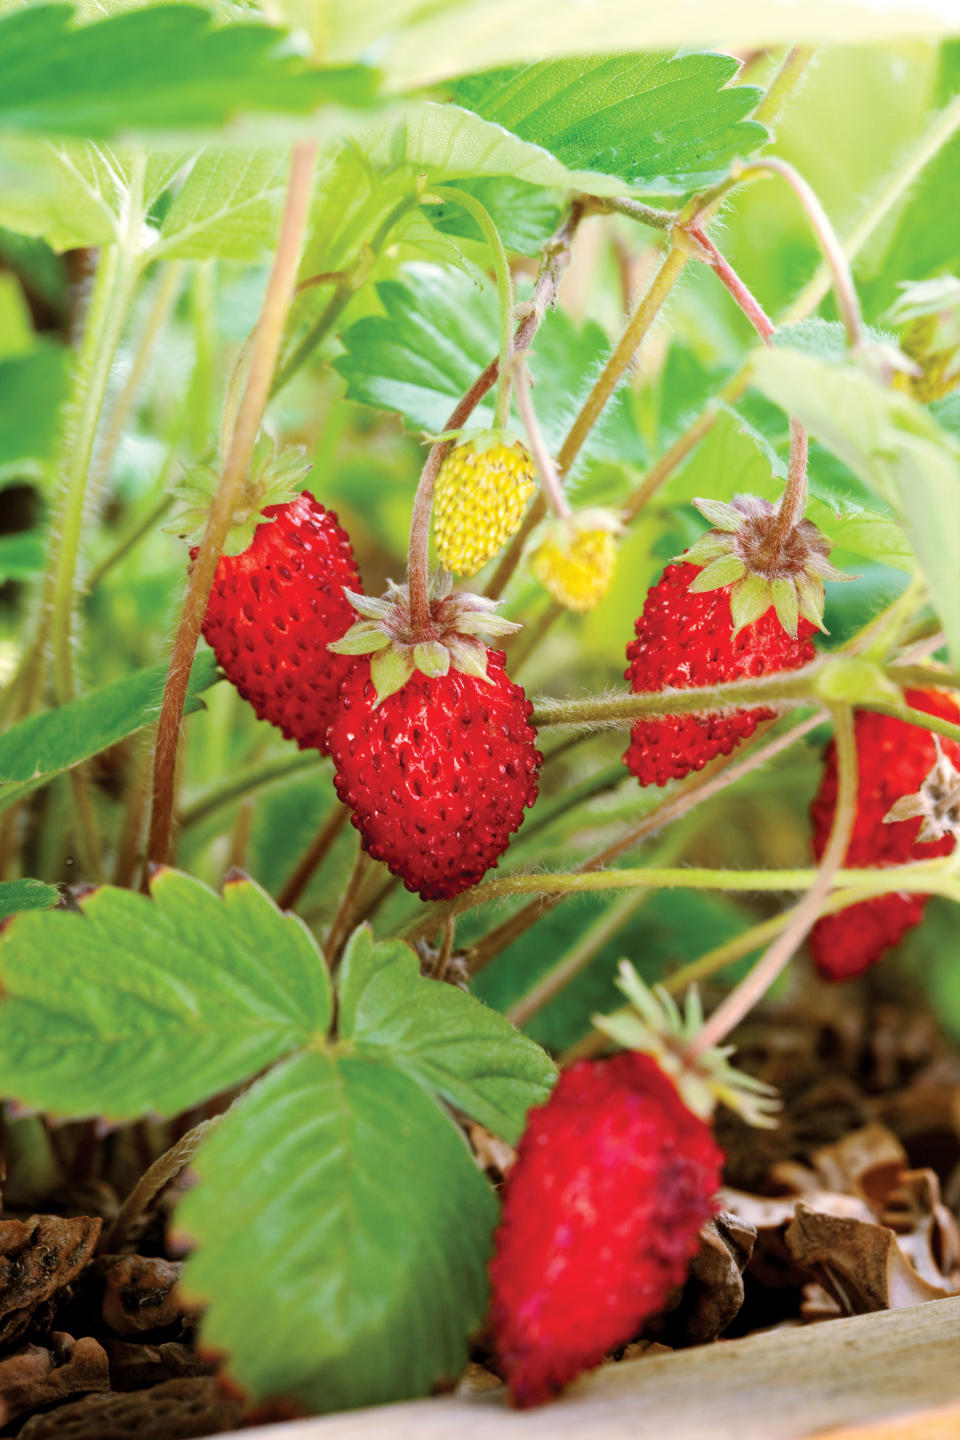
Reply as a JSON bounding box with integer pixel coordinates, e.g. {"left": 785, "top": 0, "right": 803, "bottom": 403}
{"left": 489, "top": 1051, "right": 723, "bottom": 1408}
{"left": 809, "top": 688, "right": 960, "bottom": 981}
{"left": 623, "top": 561, "right": 816, "bottom": 786}
{"left": 327, "top": 649, "right": 540, "bottom": 900}
{"left": 200, "top": 492, "right": 360, "bottom": 753}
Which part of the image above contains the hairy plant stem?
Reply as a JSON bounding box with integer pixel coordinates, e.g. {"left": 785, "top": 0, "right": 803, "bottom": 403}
{"left": 101, "top": 1117, "right": 219, "bottom": 1253}
{"left": 50, "top": 162, "right": 146, "bottom": 709}
{"left": 735, "top": 156, "right": 863, "bottom": 348}
{"left": 754, "top": 46, "right": 817, "bottom": 127}
{"left": 416, "top": 710, "right": 825, "bottom": 963}
{"left": 405, "top": 203, "right": 586, "bottom": 633}
{"left": 564, "top": 879, "right": 907, "bottom": 1064}
{"left": 325, "top": 848, "right": 371, "bottom": 964}
{"left": 431, "top": 187, "right": 516, "bottom": 427}
{"left": 409, "top": 856, "right": 957, "bottom": 934}
{"left": 783, "top": 92, "right": 960, "bottom": 326}
{"left": 687, "top": 705, "right": 858, "bottom": 1057}
{"left": 278, "top": 804, "right": 350, "bottom": 911}
{"left": 531, "top": 665, "right": 820, "bottom": 728}
{"left": 271, "top": 198, "right": 416, "bottom": 397}
{"left": 145, "top": 142, "right": 318, "bottom": 874}
{"left": 560, "top": 243, "right": 690, "bottom": 479}
{"left": 514, "top": 364, "right": 571, "bottom": 519}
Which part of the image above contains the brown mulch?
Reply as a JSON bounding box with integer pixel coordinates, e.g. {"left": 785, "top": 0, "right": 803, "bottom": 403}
{"left": 3, "top": 978, "right": 960, "bottom": 1435}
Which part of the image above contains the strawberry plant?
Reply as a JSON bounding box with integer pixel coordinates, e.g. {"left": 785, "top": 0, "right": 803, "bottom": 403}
{"left": 3, "top": 3, "right": 960, "bottom": 1431}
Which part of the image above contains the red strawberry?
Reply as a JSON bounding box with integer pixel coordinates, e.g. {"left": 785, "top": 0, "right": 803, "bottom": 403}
{"left": 624, "top": 561, "right": 816, "bottom": 786}
{"left": 489, "top": 1051, "right": 723, "bottom": 1407}
{"left": 809, "top": 688, "right": 960, "bottom": 981}
{"left": 326, "top": 579, "right": 540, "bottom": 900}
{"left": 200, "top": 492, "right": 361, "bottom": 753}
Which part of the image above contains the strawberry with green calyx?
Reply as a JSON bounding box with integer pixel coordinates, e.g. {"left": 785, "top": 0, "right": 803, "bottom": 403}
{"left": 530, "top": 507, "right": 621, "bottom": 612}
{"left": 432, "top": 430, "right": 536, "bottom": 577}
{"left": 182, "top": 434, "right": 362, "bottom": 754}
{"left": 327, "top": 574, "right": 540, "bottom": 900}
{"left": 489, "top": 964, "right": 775, "bottom": 1408}
{"left": 885, "top": 276, "right": 960, "bottom": 403}
{"left": 624, "top": 492, "right": 847, "bottom": 787}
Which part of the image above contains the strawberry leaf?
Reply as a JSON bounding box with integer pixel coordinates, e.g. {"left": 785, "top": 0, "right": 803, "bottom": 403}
{"left": 0, "top": 4, "right": 376, "bottom": 138}
{"left": 0, "top": 652, "right": 220, "bottom": 814}
{"left": 0, "top": 869, "right": 331, "bottom": 1120}
{"left": 337, "top": 927, "right": 556, "bottom": 1141}
{"left": 178, "top": 1051, "right": 496, "bottom": 1412}
{"left": 449, "top": 53, "right": 765, "bottom": 194}
{"left": 335, "top": 261, "right": 646, "bottom": 467}
{"left": 0, "top": 878, "right": 59, "bottom": 920}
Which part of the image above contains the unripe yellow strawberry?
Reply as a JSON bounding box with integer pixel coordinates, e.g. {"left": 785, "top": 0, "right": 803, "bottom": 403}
{"left": 531, "top": 511, "right": 620, "bottom": 612}
{"left": 433, "top": 434, "right": 536, "bottom": 577}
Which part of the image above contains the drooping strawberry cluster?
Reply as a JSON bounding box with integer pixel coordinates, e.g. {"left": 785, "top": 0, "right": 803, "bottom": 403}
{"left": 489, "top": 1050, "right": 723, "bottom": 1406}
{"left": 809, "top": 688, "right": 960, "bottom": 981}
{"left": 624, "top": 560, "right": 817, "bottom": 786}
{"left": 199, "top": 492, "right": 360, "bottom": 753}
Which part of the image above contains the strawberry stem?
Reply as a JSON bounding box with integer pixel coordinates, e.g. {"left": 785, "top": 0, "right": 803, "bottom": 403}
{"left": 277, "top": 803, "right": 351, "bottom": 912}
{"left": 686, "top": 703, "right": 859, "bottom": 1058}
{"left": 513, "top": 363, "right": 572, "bottom": 520}
{"left": 430, "top": 186, "right": 516, "bottom": 429}
{"left": 404, "top": 852, "right": 960, "bottom": 944}
{"left": 735, "top": 156, "right": 864, "bottom": 349}
{"left": 683, "top": 225, "right": 811, "bottom": 550}
{"left": 145, "top": 141, "right": 318, "bottom": 874}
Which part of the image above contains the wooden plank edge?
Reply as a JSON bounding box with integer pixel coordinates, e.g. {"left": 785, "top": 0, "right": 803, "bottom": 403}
{"left": 221, "top": 1296, "right": 960, "bottom": 1440}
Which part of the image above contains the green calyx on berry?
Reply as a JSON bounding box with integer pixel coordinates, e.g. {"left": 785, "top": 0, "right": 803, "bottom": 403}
{"left": 884, "top": 736, "right": 960, "bottom": 844}
{"left": 171, "top": 432, "right": 310, "bottom": 554}
{"left": 679, "top": 493, "right": 849, "bottom": 638}
{"left": 593, "top": 962, "right": 780, "bottom": 1128}
{"left": 328, "top": 571, "right": 521, "bottom": 705}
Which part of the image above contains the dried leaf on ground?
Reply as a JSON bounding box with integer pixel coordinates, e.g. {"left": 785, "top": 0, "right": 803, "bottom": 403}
{"left": 98, "top": 1255, "right": 196, "bottom": 1337}
{"left": 17, "top": 1376, "right": 243, "bottom": 1440}
{"left": 785, "top": 1203, "right": 953, "bottom": 1315}
{"left": 0, "top": 1215, "right": 101, "bottom": 1346}
{"left": 0, "top": 1332, "right": 109, "bottom": 1420}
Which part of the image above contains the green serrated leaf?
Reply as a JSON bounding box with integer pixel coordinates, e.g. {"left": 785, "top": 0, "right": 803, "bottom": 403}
{"left": 423, "top": 175, "right": 563, "bottom": 257}
{"left": 0, "top": 5, "right": 377, "bottom": 138}
{"left": 450, "top": 53, "right": 765, "bottom": 193}
{"left": 179, "top": 1050, "right": 496, "bottom": 1411}
{"left": 336, "top": 929, "right": 555, "bottom": 1141}
{"left": 335, "top": 262, "right": 646, "bottom": 468}
{"left": 0, "top": 652, "right": 220, "bottom": 814}
{"left": 0, "top": 869, "right": 331, "bottom": 1120}
{"left": 153, "top": 147, "right": 288, "bottom": 262}
{"left": 0, "top": 878, "right": 60, "bottom": 920}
